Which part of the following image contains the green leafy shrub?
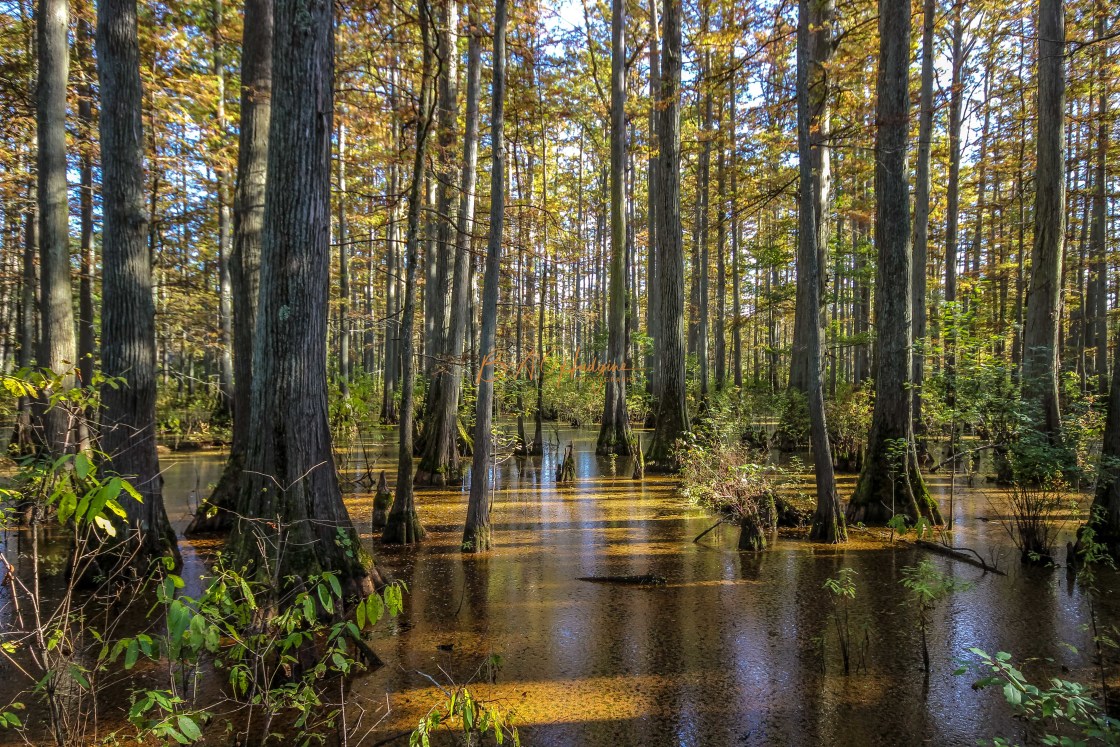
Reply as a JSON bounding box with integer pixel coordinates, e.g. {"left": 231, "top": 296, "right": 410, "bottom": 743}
{"left": 826, "top": 385, "right": 872, "bottom": 472}
{"left": 959, "top": 648, "right": 1120, "bottom": 746}
{"left": 677, "top": 438, "right": 793, "bottom": 550}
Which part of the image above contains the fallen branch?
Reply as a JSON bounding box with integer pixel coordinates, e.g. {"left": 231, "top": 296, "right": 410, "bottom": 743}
{"left": 693, "top": 518, "right": 730, "bottom": 543}
{"left": 577, "top": 574, "right": 667, "bottom": 586}
{"left": 910, "top": 538, "right": 1006, "bottom": 576}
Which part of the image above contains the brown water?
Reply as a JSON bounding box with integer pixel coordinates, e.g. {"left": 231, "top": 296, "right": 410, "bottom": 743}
{"left": 151, "top": 429, "right": 1117, "bottom": 745}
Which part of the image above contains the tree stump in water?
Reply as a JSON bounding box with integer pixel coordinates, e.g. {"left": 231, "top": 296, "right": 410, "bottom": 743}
{"left": 738, "top": 491, "right": 777, "bottom": 551}
{"left": 372, "top": 471, "right": 392, "bottom": 530}
{"left": 556, "top": 442, "right": 575, "bottom": 483}
{"left": 738, "top": 514, "right": 767, "bottom": 551}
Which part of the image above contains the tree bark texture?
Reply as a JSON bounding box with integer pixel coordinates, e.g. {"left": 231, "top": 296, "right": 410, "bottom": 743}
{"left": 846, "top": 0, "right": 940, "bottom": 526}
{"left": 37, "top": 0, "right": 77, "bottom": 454}
{"left": 464, "top": 0, "right": 506, "bottom": 553}
{"left": 187, "top": 0, "right": 271, "bottom": 535}
{"left": 228, "top": 0, "right": 376, "bottom": 593}
{"left": 644, "top": 0, "right": 688, "bottom": 470}
{"left": 97, "top": 0, "right": 178, "bottom": 563}
{"left": 1021, "top": 0, "right": 1066, "bottom": 443}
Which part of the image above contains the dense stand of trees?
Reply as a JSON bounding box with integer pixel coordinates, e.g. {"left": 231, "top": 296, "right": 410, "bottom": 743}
{"left": 2, "top": 0, "right": 1120, "bottom": 568}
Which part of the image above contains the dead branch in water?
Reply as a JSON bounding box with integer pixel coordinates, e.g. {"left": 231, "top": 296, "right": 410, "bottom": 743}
{"left": 909, "top": 538, "right": 1007, "bottom": 576}
{"left": 693, "top": 518, "right": 731, "bottom": 543}
{"left": 577, "top": 574, "right": 668, "bottom": 586}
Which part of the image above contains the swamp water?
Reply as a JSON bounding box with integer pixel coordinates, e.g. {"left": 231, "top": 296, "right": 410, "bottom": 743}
{"left": 20, "top": 427, "right": 1119, "bottom": 745}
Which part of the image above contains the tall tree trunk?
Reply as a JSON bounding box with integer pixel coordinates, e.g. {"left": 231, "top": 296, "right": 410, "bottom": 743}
{"left": 463, "top": 0, "right": 506, "bottom": 553}
{"left": 533, "top": 127, "right": 546, "bottom": 455}
{"left": 78, "top": 11, "right": 96, "bottom": 397}
{"left": 846, "top": 0, "right": 940, "bottom": 525}
{"left": 383, "top": 0, "right": 437, "bottom": 545}
{"left": 575, "top": 129, "right": 585, "bottom": 394}
{"left": 0, "top": 219, "right": 19, "bottom": 389}
{"left": 1091, "top": 323, "right": 1120, "bottom": 550}
{"left": 853, "top": 210, "right": 870, "bottom": 387}
{"left": 911, "top": 0, "right": 934, "bottom": 443}
{"left": 688, "top": 170, "right": 699, "bottom": 357}
{"left": 968, "top": 65, "right": 992, "bottom": 322}
{"left": 1089, "top": 14, "right": 1109, "bottom": 393}
{"left": 13, "top": 203, "right": 37, "bottom": 454}
{"left": 696, "top": 9, "right": 712, "bottom": 404}
{"left": 788, "top": 0, "right": 834, "bottom": 396}
{"left": 646, "top": 0, "right": 660, "bottom": 405}
{"left": 382, "top": 62, "right": 402, "bottom": 424}
{"left": 1011, "top": 27, "right": 1029, "bottom": 375}
{"left": 597, "top": 0, "right": 633, "bottom": 456}
{"left": 227, "top": 0, "right": 377, "bottom": 593}
{"left": 799, "top": 0, "right": 844, "bottom": 543}
{"left": 514, "top": 194, "right": 528, "bottom": 451}
{"left": 644, "top": 0, "right": 688, "bottom": 469}
{"left": 37, "top": 0, "right": 77, "bottom": 454}
{"left": 418, "top": 0, "right": 459, "bottom": 451}
{"left": 714, "top": 140, "right": 726, "bottom": 392}
{"left": 364, "top": 229, "right": 376, "bottom": 374}
{"left": 416, "top": 10, "right": 481, "bottom": 486}
{"left": 943, "top": 5, "right": 964, "bottom": 421}
{"left": 337, "top": 120, "right": 350, "bottom": 397}
{"left": 186, "top": 0, "right": 271, "bottom": 536}
{"left": 422, "top": 176, "right": 439, "bottom": 371}
{"left": 730, "top": 53, "right": 741, "bottom": 389}
{"left": 97, "top": 0, "right": 178, "bottom": 563}
{"left": 1022, "top": 0, "right": 1066, "bottom": 444}
{"left": 213, "top": 0, "right": 234, "bottom": 417}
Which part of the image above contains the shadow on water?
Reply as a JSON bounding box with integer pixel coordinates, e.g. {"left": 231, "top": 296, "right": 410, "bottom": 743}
{"left": 103, "top": 428, "right": 1120, "bottom": 745}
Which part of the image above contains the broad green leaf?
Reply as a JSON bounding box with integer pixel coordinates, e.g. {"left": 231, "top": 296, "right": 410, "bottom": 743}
{"left": 122, "top": 479, "right": 143, "bottom": 503}
{"left": 68, "top": 664, "right": 90, "bottom": 690}
{"left": 317, "top": 583, "right": 334, "bottom": 614}
{"left": 177, "top": 715, "right": 202, "bottom": 742}
{"left": 326, "top": 572, "right": 342, "bottom": 600}
{"left": 74, "top": 453, "right": 91, "bottom": 480}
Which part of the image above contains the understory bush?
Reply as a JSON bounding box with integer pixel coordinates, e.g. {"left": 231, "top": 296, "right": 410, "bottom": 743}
{"left": 990, "top": 480, "right": 1079, "bottom": 565}
{"left": 826, "top": 385, "right": 872, "bottom": 472}
{"left": 959, "top": 648, "right": 1120, "bottom": 746}
{"left": 921, "top": 327, "right": 1102, "bottom": 489}
{"left": 822, "top": 568, "right": 866, "bottom": 675}
{"left": 677, "top": 438, "right": 788, "bottom": 551}
{"left": 157, "top": 385, "right": 229, "bottom": 447}
{"left": 0, "top": 370, "right": 516, "bottom": 746}
{"left": 0, "top": 437, "right": 409, "bottom": 744}
{"left": 774, "top": 390, "right": 809, "bottom": 451}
